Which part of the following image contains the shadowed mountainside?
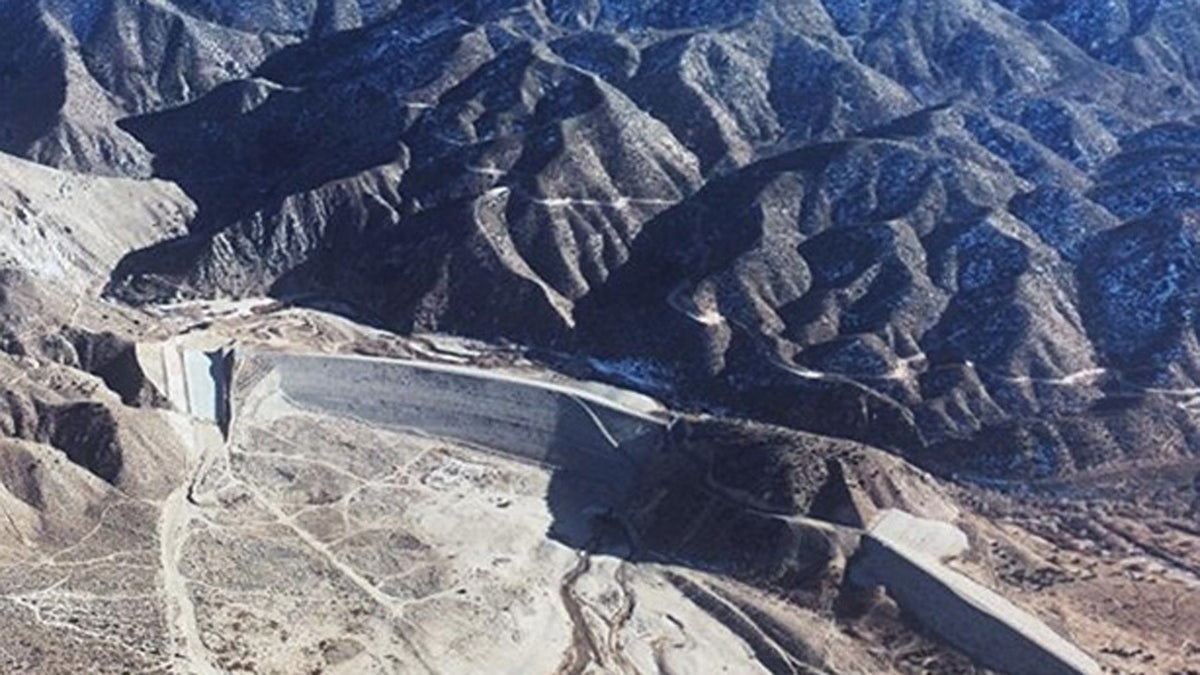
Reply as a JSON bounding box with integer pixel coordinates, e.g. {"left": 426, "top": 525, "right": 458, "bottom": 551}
{"left": 6, "top": 0, "right": 1200, "bottom": 479}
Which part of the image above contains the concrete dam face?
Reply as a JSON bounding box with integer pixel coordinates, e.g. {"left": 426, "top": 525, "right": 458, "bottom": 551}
{"left": 231, "top": 351, "right": 668, "bottom": 507}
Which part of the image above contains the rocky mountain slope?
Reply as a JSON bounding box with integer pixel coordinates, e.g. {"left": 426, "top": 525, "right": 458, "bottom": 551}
{"left": 8, "top": 0, "right": 1200, "bottom": 488}
{"left": 2, "top": 2, "right": 1200, "bottom": 672}
{"left": 0, "top": 0, "right": 404, "bottom": 174}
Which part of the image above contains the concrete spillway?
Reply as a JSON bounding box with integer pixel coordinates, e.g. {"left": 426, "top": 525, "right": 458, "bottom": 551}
{"left": 136, "top": 342, "right": 233, "bottom": 434}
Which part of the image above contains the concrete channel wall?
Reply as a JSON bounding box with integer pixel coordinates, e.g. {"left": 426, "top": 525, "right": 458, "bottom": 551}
{"left": 852, "top": 511, "right": 1101, "bottom": 675}
{"left": 235, "top": 351, "right": 667, "bottom": 481}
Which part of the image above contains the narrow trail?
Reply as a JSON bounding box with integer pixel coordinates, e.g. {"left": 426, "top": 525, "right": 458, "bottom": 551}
{"left": 666, "top": 292, "right": 1200, "bottom": 409}
{"left": 0, "top": 499, "right": 29, "bottom": 547}
{"left": 158, "top": 482, "right": 220, "bottom": 675}
{"left": 158, "top": 344, "right": 440, "bottom": 674}
{"left": 157, "top": 346, "right": 227, "bottom": 675}
{"left": 236, "top": 479, "right": 440, "bottom": 674}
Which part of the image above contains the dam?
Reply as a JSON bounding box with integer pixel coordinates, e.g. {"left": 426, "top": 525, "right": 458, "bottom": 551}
{"left": 141, "top": 342, "right": 1101, "bottom": 675}
{"left": 230, "top": 350, "right": 668, "bottom": 508}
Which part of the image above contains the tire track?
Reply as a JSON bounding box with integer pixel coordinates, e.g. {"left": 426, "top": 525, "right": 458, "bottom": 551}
{"left": 607, "top": 562, "right": 641, "bottom": 675}
{"left": 554, "top": 549, "right": 600, "bottom": 675}
{"left": 158, "top": 483, "right": 221, "bottom": 675}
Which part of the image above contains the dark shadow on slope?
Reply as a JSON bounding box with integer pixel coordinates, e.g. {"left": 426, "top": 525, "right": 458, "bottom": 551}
{"left": 574, "top": 140, "right": 853, "bottom": 360}
{"left": 0, "top": 4, "right": 68, "bottom": 157}
{"left": 115, "top": 74, "right": 412, "bottom": 233}
{"left": 64, "top": 329, "right": 170, "bottom": 408}
{"left": 539, "top": 418, "right": 875, "bottom": 673}
{"left": 536, "top": 413, "right": 880, "bottom": 674}
{"left": 33, "top": 401, "right": 124, "bottom": 485}
{"left": 105, "top": 17, "right": 630, "bottom": 326}
{"left": 536, "top": 412, "right": 1011, "bottom": 674}
{"left": 542, "top": 412, "right": 1091, "bottom": 674}
{"left": 571, "top": 139, "right": 931, "bottom": 457}
{"left": 261, "top": 193, "right": 579, "bottom": 346}
{"left": 113, "top": 6, "right": 479, "bottom": 229}
{"left": 105, "top": 16, "right": 476, "bottom": 304}
{"left": 543, "top": 412, "right": 859, "bottom": 588}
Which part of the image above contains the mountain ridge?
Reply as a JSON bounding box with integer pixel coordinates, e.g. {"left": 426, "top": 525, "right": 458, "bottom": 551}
{"left": 6, "top": 0, "right": 1200, "bottom": 480}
